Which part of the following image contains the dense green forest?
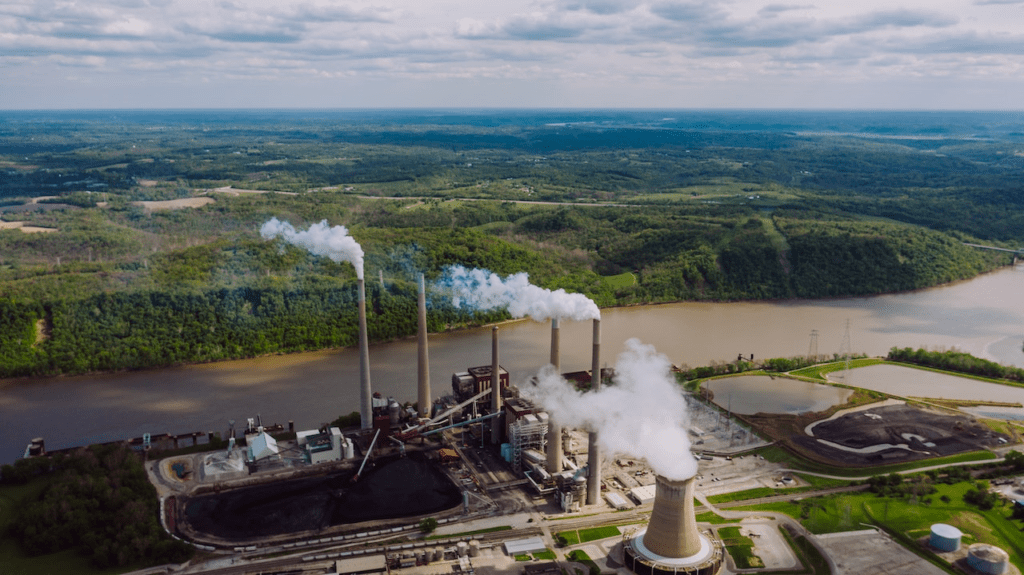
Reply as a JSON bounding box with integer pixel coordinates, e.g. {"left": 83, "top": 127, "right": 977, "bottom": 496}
{"left": 1, "top": 444, "right": 195, "bottom": 568}
{"left": 0, "top": 112, "right": 1020, "bottom": 378}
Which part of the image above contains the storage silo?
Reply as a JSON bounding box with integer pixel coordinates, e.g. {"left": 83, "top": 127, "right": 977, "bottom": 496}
{"left": 929, "top": 524, "right": 962, "bottom": 552}
{"left": 967, "top": 543, "right": 1009, "bottom": 575}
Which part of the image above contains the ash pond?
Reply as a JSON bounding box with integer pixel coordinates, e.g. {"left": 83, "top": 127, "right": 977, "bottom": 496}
{"left": 183, "top": 455, "right": 460, "bottom": 540}
{"left": 704, "top": 376, "right": 853, "bottom": 415}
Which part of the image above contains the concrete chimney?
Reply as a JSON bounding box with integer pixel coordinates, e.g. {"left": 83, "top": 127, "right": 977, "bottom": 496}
{"left": 546, "top": 318, "right": 563, "bottom": 473}
{"left": 417, "top": 274, "right": 431, "bottom": 419}
{"left": 490, "top": 326, "right": 503, "bottom": 445}
{"left": 358, "top": 278, "right": 372, "bottom": 430}
{"left": 644, "top": 475, "right": 703, "bottom": 558}
{"left": 586, "top": 318, "right": 601, "bottom": 505}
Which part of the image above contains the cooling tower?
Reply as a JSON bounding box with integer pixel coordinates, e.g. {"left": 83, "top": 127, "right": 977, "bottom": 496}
{"left": 546, "top": 318, "right": 563, "bottom": 472}
{"left": 586, "top": 318, "right": 601, "bottom": 505}
{"left": 417, "top": 274, "right": 431, "bottom": 419}
{"left": 490, "top": 326, "right": 503, "bottom": 445}
{"left": 357, "top": 278, "right": 372, "bottom": 430}
{"left": 622, "top": 475, "right": 724, "bottom": 575}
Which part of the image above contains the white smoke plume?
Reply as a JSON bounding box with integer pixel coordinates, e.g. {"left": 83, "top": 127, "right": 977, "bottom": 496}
{"left": 260, "top": 218, "right": 364, "bottom": 279}
{"left": 436, "top": 265, "right": 600, "bottom": 322}
{"left": 525, "top": 338, "right": 697, "bottom": 481}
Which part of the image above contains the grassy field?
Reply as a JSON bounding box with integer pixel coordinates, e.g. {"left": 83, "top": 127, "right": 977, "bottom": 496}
{"left": 601, "top": 272, "right": 636, "bottom": 290}
{"left": 734, "top": 482, "right": 1024, "bottom": 572}
{"left": 556, "top": 525, "right": 621, "bottom": 547}
{"left": 717, "top": 526, "right": 762, "bottom": 569}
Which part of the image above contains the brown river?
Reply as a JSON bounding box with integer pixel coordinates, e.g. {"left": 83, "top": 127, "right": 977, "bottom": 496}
{"left": 2, "top": 264, "right": 1022, "bottom": 463}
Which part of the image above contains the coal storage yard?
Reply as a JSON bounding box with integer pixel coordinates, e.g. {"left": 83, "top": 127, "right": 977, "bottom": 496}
{"left": 183, "top": 454, "right": 461, "bottom": 540}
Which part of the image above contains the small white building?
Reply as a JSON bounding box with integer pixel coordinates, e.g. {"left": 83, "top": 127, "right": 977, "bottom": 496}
{"left": 630, "top": 484, "right": 657, "bottom": 505}
{"left": 248, "top": 430, "right": 279, "bottom": 462}
{"left": 303, "top": 427, "right": 347, "bottom": 464}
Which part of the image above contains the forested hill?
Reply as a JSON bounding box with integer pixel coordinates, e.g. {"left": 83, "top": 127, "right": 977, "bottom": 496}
{"left": 0, "top": 110, "right": 1021, "bottom": 377}
{"left": 0, "top": 198, "right": 1011, "bottom": 378}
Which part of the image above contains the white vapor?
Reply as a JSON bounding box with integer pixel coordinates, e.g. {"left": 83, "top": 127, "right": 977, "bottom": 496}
{"left": 436, "top": 265, "right": 600, "bottom": 322}
{"left": 260, "top": 218, "right": 365, "bottom": 279}
{"left": 525, "top": 338, "right": 697, "bottom": 481}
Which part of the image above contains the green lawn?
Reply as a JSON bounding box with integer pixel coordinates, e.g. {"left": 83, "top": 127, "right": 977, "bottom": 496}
{"left": 717, "top": 526, "right": 762, "bottom": 569}
{"left": 601, "top": 272, "right": 636, "bottom": 290}
{"left": 578, "top": 526, "right": 620, "bottom": 542}
{"left": 735, "top": 482, "right": 1024, "bottom": 572}
{"left": 566, "top": 549, "right": 601, "bottom": 575}
{"left": 532, "top": 549, "right": 557, "bottom": 561}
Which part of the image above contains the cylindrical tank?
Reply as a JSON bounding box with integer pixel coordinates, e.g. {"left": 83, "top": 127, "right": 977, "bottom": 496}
{"left": 457, "top": 541, "right": 469, "bottom": 557}
{"left": 967, "top": 543, "right": 1009, "bottom": 574}
{"left": 433, "top": 547, "right": 444, "bottom": 561}
{"left": 419, "top": 549, "right": 430, "bottom": 564}
{"left": 468, "top": 540, "right": 480, "bottom": 557}
{"left": 343, "top": 437, "right": 355, "bottom": 460}
{"left": 389, "top": 400, "right": 401, "bottom": 425}
{"left": 929, "top": 524, "right": 962, "bottom": 552}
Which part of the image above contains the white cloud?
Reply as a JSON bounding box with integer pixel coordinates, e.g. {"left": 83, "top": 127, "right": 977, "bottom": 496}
{"left": 0, "top": 0, "right": 1021, "bottom": 109}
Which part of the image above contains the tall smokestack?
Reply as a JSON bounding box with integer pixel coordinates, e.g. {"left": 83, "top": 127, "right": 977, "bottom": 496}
{"left": 586, "top": 318, "right": 601, "bottom": 505}
{"left": 490, "top": 326, "right": 502, "bottom": 445}
{"left": 358, "top": 278, "right": 372, "bottom": 430}
{"left": 417, "top": 274, "right": 431, "bottom": 419}
{"left": 546, "top": 318, "right": 562, "bottom": 473}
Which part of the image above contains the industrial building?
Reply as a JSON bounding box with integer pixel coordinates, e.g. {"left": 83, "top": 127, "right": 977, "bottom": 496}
{"left": 297, "top": 427, "right": 353, "bottom": 464}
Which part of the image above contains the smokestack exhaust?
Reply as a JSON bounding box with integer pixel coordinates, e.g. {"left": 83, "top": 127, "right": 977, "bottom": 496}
{"left": 358, "top": 278, "right": 372, "bottom": 430}
{"left": 417, "top": 274, "right": 431, "bottom": 419}
{"left": 586, "top": 318, "right": 601, "bottom": 505}
{"left": 490, "top": 326, "right": 502, "bottom": 445}
{"left": 547, "top": 318, "right": 562, "bottom": 472}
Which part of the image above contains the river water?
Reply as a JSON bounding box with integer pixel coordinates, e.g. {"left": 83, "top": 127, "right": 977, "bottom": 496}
{"left": 2, "top": 264, "right": 1022, "bottom": 464}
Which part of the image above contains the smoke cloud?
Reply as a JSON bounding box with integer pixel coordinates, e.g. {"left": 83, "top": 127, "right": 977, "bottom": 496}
{"left": 525, "top": 338, "right": 697, "bottom": 481}
{"left": 435, "top": 265, "right": 600, "bottom": 322}
{"left": 260, "top": 218, "right": 364, "bottom": 279}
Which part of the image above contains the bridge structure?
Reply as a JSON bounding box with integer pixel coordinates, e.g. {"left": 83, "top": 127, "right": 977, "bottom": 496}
{"left": 963, "top": 242, "right": 1024, "bottom": 260}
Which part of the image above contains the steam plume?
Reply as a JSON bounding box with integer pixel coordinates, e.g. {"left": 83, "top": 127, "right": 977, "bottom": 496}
{"left": 436, "top": 265, "right": 600, "bottom": 322}
{"left": 525, "top": 338, "right": 697, "bottom": 481}
{"left": 260, "top": 218, "right": 364, "bottom": 279}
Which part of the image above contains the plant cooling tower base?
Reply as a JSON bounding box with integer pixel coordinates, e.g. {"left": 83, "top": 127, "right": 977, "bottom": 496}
{"left": 622, "top": 527, "right": 724, "bottom": 575}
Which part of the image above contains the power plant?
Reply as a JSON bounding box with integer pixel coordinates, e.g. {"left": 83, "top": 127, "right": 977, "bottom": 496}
{"left": 622, "top": 474, "right": 724, "bottom": 575}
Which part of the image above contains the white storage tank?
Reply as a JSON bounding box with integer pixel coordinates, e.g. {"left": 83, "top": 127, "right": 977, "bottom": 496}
{"left": 929, "top": 524, "right": 962, "bottom": 552}
{"left": 457, "top": 541, "right": 469, "bottom": 557}
{"left": 468, "top": 540, "right": 480, "bottom": 557}
{"left": 967, "top": 543, "right": 1009, "bottom": 574}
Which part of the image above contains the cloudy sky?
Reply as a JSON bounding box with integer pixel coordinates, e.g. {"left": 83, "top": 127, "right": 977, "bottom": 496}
{"left": 2, "top": 0, "right": 1022, "bottom": 109}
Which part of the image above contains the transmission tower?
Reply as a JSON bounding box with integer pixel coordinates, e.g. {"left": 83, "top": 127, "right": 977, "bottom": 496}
{"left": 808, "top": 329, "right": 819, "bottom": 363}
{"left": 838, "top": 319, "right": 852, "bottom": 383}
